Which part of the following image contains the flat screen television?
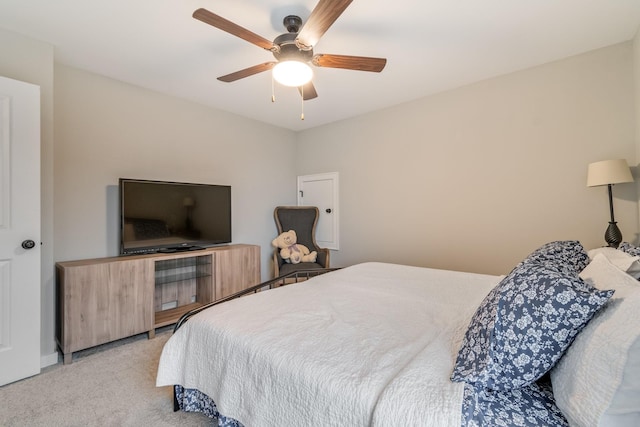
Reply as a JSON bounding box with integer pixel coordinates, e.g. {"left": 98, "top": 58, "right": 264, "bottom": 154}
{"left": 119, "top": 178, "right": 231, "bottom": 255}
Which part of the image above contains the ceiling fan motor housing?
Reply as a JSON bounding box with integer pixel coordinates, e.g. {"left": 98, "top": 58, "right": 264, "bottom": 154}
{"left": 273, "top": 32, "right": 314, "bottom": 62}
{"left": 283, "top": 15, "right": 303, "bottom": 33}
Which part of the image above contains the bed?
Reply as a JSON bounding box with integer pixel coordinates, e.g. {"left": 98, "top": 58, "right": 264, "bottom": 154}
{"left": 156, "top": 241, "right": 640, "bottom": 426}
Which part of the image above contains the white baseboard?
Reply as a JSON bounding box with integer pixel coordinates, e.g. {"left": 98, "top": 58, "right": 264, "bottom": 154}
{"left": 41, "top": 351, "right": 59, "bottom": 368}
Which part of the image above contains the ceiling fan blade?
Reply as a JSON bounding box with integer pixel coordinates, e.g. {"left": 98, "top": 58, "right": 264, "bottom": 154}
{"left": 217, "top": 62, "right": 276, "bottom": 82}
{"left": 193, "top": 8, "right": 275, "bottom": 51}
{"left": 298, "top": 81, "right": 318, "bottom": 100}
{"left": 312, "top": 54, "right": 387, "bottom": 72}
{"left": 296, "top": 0, "right": 353, "bottom": 49}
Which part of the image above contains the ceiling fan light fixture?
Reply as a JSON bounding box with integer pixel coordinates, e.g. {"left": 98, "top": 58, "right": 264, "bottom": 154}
{"left": 272, "top": 60, "right": 313, "bottom": 87}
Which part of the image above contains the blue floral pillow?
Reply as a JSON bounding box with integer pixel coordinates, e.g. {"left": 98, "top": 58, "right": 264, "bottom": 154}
{"left": 619, "top": 242, "right": 640, "bottom": 257}
{"left": 451, "top": 261, "right": 613, "bottom": 391}
{"left": 519, "top": 240, "right": 589, "bottom": 275}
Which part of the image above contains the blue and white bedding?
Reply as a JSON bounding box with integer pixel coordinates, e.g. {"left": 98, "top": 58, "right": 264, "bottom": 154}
{"left": 175, "top": 381, "right": 568, "bottom": 427}
{"left": 461, "top": 380, "right": 568, "bottom": 426}
{"left": 157, "top": 242, "right": 640, "bottom": 426}
{"left": 175, "top": 386, "right": 242, "bottom": 427}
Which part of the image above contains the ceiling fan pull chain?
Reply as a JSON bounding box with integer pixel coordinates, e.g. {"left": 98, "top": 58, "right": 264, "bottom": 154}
{"left": 300, "top": 86, "right": 305, "bottom": 120}
{"left": 271, "top": 75, "right": 276, "bottom": 102}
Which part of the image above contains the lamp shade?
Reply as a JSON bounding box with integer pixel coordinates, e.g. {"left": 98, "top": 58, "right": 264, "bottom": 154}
{"left": 587, "top": 159, "right": 633, "bottom": 187}
{"left": 272, "top": 61, "right": 313, "bottom": 87}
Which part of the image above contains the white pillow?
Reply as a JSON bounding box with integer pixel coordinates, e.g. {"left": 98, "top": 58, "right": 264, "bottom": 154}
{"left": 588, "top": 247, "right": 640, "bottom": 279}
{"left": 551, "top": 254, "right": 640, "bottom": 427}
{"left": 600, "top": 336, "right": 640, "bottom": 427}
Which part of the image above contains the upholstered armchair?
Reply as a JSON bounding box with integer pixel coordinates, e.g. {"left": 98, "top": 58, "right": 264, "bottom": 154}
{"left": 273, "top": 206, "right": 330, "bottom": 277}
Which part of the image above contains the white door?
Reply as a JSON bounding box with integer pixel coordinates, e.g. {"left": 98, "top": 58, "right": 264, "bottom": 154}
{"left": 0, "top": 75, "right": 41, "bottom": 386}
{"left": 297, "top": 172, "right": 339, "bottom": 250}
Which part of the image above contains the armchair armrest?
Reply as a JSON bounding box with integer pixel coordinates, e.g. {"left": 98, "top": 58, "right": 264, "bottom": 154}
{"left": 315, "top": 247, "right": 330, "bottom": 268}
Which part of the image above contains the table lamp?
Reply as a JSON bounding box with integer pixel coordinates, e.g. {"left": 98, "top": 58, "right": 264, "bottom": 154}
{"left": 587, "top": 159, "right": 634, "bottom": 248}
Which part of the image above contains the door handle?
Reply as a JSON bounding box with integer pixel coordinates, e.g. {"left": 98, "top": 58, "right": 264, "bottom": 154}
{"left": 21, "top": 240, "right": 36, "bottom": 249}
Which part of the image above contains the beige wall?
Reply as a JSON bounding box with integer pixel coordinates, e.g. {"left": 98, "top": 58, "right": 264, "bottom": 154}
{"left": 53, "top": 64, "right": 297, "bottom": 272}
{"left": 297, "top": 42, "right": 638, "bottom": 275}
{"left": 0, "top": 29, "right": 56, "bottom": 360}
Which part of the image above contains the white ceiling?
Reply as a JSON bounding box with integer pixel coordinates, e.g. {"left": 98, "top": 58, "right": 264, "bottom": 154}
{"left": 1, "top": 0, "right": 640, "bottom": 131}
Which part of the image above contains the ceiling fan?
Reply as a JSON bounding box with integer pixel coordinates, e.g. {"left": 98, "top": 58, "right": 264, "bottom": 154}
{"left": 193, "top": 0, "right": 387, "bottom": 101}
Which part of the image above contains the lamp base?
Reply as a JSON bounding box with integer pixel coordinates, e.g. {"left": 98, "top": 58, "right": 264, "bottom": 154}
{"left": 605, "top": 221, "right": 622, "bottom": 248}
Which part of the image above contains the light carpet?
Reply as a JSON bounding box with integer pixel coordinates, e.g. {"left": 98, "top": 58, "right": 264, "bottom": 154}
{"left": 0, "top": 328, "right": 212, "bottom": 426}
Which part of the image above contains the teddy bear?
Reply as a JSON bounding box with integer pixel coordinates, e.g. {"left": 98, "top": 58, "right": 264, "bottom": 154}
{"left": 271, "top": 230, "right": 317, "bottom": 264}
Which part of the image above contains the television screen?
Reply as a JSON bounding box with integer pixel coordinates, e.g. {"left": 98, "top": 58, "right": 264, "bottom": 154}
{"left": 119, "top": 178, "right": 231, "bottom": 255}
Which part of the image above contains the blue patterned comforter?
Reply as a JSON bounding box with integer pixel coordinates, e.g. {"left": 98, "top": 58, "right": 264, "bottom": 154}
{"left": 176, "top": 382, "right": 568, "bottom": 426}
{"left": 175, "top": 386, "right": 243, "bottom": 427}
{"left": 461, "top": 379, "right": 568, "bottom": 426}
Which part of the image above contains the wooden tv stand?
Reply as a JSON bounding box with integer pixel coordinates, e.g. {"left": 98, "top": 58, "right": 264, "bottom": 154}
{"left": 55, "top": 244, "right": 260, "bottom": 364}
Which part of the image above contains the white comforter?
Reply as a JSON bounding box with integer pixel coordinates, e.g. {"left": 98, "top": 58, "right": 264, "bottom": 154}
{"left": 156, "top": 262, "right": 501, "bottom": 426}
